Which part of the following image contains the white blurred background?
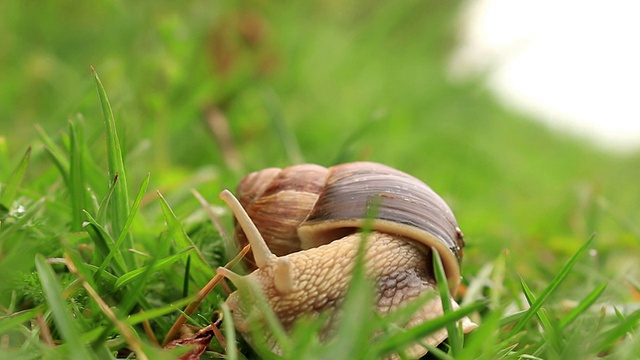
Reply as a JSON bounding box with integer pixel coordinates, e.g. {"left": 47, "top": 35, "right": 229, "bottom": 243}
{"left": 451, "top": 0, "right": 640, "bottom": 152}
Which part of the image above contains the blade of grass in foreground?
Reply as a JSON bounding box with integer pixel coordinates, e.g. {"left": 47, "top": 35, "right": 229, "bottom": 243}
{"left": 455, "top": 312, "right": 503, "bottom": 360}
{"left": 0, "top": 137, "right": 7, "bottom": 176}
{"left": 91, "top": 66, "right": 134, "bottom": 269}
{"left": 68, "top": 120, "right": 85, "bottom": 231}
{"left": 0, "top": 146, "right": 31, "bottom": 208}
{"left": 509, "top": 234, "right": 596, "bottom": 335}
{"left": 433, "top": 247, "right": 462, "bottom": 354}
{"left": 371, "top": 301, "right": 484, "bottom": 358}
{"left": 321, "top": 227, "right": 376, "bottom": 360}
{"left": 321, "top": 199, "right": 381, "bottom": 359}
{"left": 221, "top": 303, "right": 238, "bottom": 360}
{"left": 520, "top": 277, "right": 560, "bottom": 352}
{"left": 35, "top": 254, "right": 96, "bottom": 360}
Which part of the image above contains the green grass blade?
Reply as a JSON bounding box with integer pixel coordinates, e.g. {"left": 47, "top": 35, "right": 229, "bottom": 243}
{"left": 35, "top": 254, "right": 96, "bottom": 360}
{"left": 520, "top": 278, "right": 553, "bottom": 330}
{"left": 157, "top": 190, "right": 214, "bottom": 286}
{"left": 41, "top": 146, "right": 70, "bottom": 188}
{"left": 0, "top": 197, "right": 45, "bottom": 239}
{"left": 82, "top": 211, "right": 126, "bottom": 276}
{"left": 91, "top": 66, "right": 133, "bottom": 268}
{"left": 433, "top": 247, "right": 462, "bottom": 354}
{"left": 456, "top": 311, "right": 503, "bottom": 360}
{"left": 183, "top": 255, "right": 191, "bottom": 298}
{"left": 381, "top": 289, "right": 438, "bottom": 326}
{"left": 559, "top": 282, "right": 607, "bottom": 329}
{"left": 596, "top": 309, "right": 640, "bottom": 353}
{"left": 37, "top": 125, "right": 71, "bottom": 186}
{"left": 520, "top": 277, "right": 561, "bottom": 351}
{"left": 35, "top": 125, "right": 69, "bottom": 168}
{"left": 0, "top": 308, "right": 40, "bottom": 334}
{"left": 263, "top": 89, "right": 303, "bottom": 164}
{"left": 0, "top": 137, "right": 6, "bottom": 176}
{"left": 372, "top": 301, "right": 485, "bottom": 357}
{"left": 124, "top": 296, "right": 193, "bottom": 326}
{"left": 237, "top": 275, "right": 291, "bottom": 357}
{"left": 0, "top": 146, "right": 31, "bottom": 208}
{"left": 82, "top": 264, "right": 119, "bottom": 286}
{"left": 322, "top": 198, "right": 380, "bottom": 359}
{"left": 114, "top": 250, "right": 188, "bottom": 289}
{"left": 93, "top": 255, "right": 160, "bottom": 350}
{"left": 331, "top": 115, "right": 381, "bottom": 165}
{"left": 509, "top": 234, "right": 596, "bottom": 335}
{"left": 613, "top": 306, "right": 626, "bottom": 323}
{"left": 94, "top": 173, "right": 150, "bottom": 282}
{"left": 288, "top": 317, "right": 326, "bottom": 359}
{"left": 323, "top": 237, "right": 375, "bottom": 360}
{"left": 68, "top": 120, "right": 85, "bottom": 231}
{"left": 221, "top": 303, "right": 238, "bottom": 360}
{"left": 499, "top": 310, "right": 527, "bottom": 327}
{"left": 96, "top": 174, "right": 119, "bottom": 223}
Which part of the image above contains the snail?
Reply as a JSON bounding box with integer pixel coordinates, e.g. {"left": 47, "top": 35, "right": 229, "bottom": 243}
{"left": 216, "top": 162, "right": 477, "bottom": 358}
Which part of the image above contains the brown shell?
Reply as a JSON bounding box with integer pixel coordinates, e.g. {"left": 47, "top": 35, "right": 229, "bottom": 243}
{"left": 234, "top": 161, "right": 465, "bottom": 289}
{"left": 235, "top": 164, "right": 329, "bottom": 259}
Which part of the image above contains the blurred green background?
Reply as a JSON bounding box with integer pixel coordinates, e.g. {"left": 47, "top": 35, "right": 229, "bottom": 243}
{"left": 1, "top": 0, "right": 639, "bottom": 303}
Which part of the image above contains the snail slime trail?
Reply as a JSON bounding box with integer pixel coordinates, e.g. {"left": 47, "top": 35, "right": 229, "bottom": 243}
{"left": 217, "top": 162, "right": 477, "bottom": 358}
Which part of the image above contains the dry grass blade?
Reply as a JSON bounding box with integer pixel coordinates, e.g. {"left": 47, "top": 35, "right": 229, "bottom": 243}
{"left": 141, "top": 311, "right": 160, "bottom": 347}
{"left": 63, "top": 253, "right": 149, "bottom": 360}
{"left": 36, "top": 312, "right": 54, "bottom": 347}
{"left": 191, "top": 189, "right": 231, "bottom": 244}
{"left": 205, "top": 106, "right": 243, "bottom": 173}
{"left": 162, "top": 244, "right": 251, "bottom": 346}
{"left": 0, "top": 308, "right": 39, "bottom": 335}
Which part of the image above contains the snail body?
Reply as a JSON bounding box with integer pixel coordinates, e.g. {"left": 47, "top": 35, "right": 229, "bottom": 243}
{"left": 217, "top": 162, "right": 476, "bottom": 358}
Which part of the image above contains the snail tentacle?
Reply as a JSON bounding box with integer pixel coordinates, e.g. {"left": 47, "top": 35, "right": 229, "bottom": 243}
{"left": 221, "top": 189, "right": 296, "bottom": 295}
{"left": 220, "top": 189, "right": 276, "bottom": 268}
{"left": 273, "top": 258, "right": 294, "bottom": 294}
{"left": 216, "top": 266, "right": 242, "bottom": 284}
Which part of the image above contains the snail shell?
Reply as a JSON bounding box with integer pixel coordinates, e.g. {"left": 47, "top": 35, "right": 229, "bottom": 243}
{"left": 234, "top": 161, "right": 465, "bottom": 293}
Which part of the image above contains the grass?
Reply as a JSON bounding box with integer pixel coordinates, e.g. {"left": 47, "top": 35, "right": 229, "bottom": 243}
{"left": 1, "top": 0, "right": 639, "bottom": 359}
